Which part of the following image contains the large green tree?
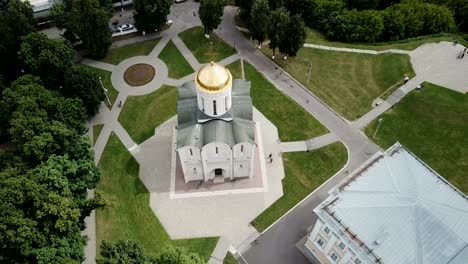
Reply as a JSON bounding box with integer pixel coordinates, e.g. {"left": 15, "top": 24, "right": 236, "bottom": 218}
{"left": 250, "top": 0, "right": 270, "bottom": 47}
{"left": 0, "top": 0, "right": 35, "bottom": 83}
{"left": 278, "top": 14, "right": 306, "bottom": 57}
{"left": 199, "top": 0, "right": 225, "bottom": 35}
{"left": 51, "top": 0, "right": 112, "bottom": 58}
{"left": 267, "top": 7, "right": 290, "bottom": 58}
{"left": 19, "top": 33, "right": 75, "bottom": 89}
{"left": 98, "top": 240, "right": 152, "bottom": 264}
{"left": 133, "top": 0, "right": 172, "bottom": 32}
{"left": 155, "top": 246, "right": 204, "bottom": 264}
{"left": 63, "top": 65, "right": 105, "bottom": 116}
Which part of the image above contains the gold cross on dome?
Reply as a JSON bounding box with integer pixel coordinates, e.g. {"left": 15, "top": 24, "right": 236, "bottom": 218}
{"left": 206, "top": 42, "right": 216, "bottom": 64}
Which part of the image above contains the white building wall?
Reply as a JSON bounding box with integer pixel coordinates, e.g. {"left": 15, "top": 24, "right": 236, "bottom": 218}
{"left": 178, "top": 146, "right": 204, "bottom": 183}
{"left": 201, "top": 142, "right": 232, "bottom": 181}
{"left": 232, "top": 142, "right": 255, "bottom": 178}
{"left": 196, "top": 86, "right": 232, "bottom": 117}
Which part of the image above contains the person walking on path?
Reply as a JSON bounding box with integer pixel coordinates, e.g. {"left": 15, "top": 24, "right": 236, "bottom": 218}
{"left": 403, "top": 74, "right": 409, "bottom": 84}
{"left": 462, "top": 48, "right": 467, "bottom": 59}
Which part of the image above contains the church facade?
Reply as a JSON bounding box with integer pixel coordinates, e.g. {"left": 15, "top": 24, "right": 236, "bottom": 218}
{"left": 176, "top": 62, "right": 256, "bottom": 183}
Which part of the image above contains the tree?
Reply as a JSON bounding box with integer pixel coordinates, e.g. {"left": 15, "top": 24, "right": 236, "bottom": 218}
{"left": 51, "top": 0, "right": 112, "bottom": 58}
{"left": 278, "top": 14, "right": 306, "bottom": 57}
{"left": 133, "top": 0, "right": 172, "bottom": 33}
{"left": 199, "top": 0, "right": 225, "bottom": 35}
{"left": 63, "top": 65, "right": 105, "bottom": 116}
{"left": 19, "top": 33, "right": 75, "bottom": 89}
{"left": 250, "top": 0, "right": 270, "bottom": 47}
{"left": 238, "top": 0, "right": 253, "bottom": 24}
{"left": 0, "top": 0, "right": 35, "bottom": 83}
{"left": 156, "top": 246, "right": 204, "bottom": 264}
{"left": 267, "top": 7, "right": 290, "bottom": 58}
{"left": 98, "top": 240, "right": 153, "bottom": 264}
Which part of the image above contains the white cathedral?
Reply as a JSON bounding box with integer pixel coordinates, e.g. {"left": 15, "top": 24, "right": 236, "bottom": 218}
{"left": 176, "top": 61, "right": 256, "bottom": 183}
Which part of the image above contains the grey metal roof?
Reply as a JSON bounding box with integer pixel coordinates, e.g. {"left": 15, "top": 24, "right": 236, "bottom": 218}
{"left": 176, "top": 79, "right": 254, "bottom": 148}
{"left": 319, "top": 143, "right": 468, "bottom": 264}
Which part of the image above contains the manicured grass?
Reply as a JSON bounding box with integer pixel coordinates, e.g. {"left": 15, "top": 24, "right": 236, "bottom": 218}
{"left": 179, "top": 26, "right": 236, "bottom": 63}
{"left": 93, "top": 124, "right": 104, "bottom": 145}
{"left": 85, "top": 66, "right": 118, "bottom": 108}
{"left": 119, "top": 85, "right": 177, "bottom": 144}
{"left": 96, "top": 133, "right": 218, "bottom": 260}
{"left": 306, "top": 28, "right": 468, "bottom": 51}
{"left": 227, "top": 60, "right": 242, "bottom": 79}
{"left": 101, "top": 38, "right": 160, "bottom": 65}
{"left": 223, "top": 252, "right": 238, "bottom": 264}
{"left": 158, "top": 40, "right": 194, "bottom": 79}
{"left": 226, "top": 61, "right": 328, "bottom": 141}
{"left": 252, "top": 142, "right": 348, "bottom": 232}
{"left": 365, "top": 83, "right": 468, "bottom": 194}
{"left": 262, "top": 48, "right": 414, "bottom": 120}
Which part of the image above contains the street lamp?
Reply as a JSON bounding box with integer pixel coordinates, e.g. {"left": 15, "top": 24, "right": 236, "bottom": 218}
{"left": 373, "top": 118, "right": 384, "bottom": 138}
{"left": 99, "top": 76, "right": 112, "bottom": 106}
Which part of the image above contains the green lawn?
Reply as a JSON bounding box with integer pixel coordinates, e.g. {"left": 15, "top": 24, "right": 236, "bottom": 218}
{"left": 223, "top": 252, "right": 238, "bottom": 264}
{"left": 101, "top": 38, "right": 160, "bottom": 65}
{"left": 158, "top": 40, "right": 194, "bottom": 79}
{"left": 93, "top": 124, "right": 104, "bottom": 145}
{"left": 263, "top": 48, "right": 414, "bottom": 120}
{"left": 252, "top": 142, "right": 348, "bottom": 232}
{"left": 179, "top": 26, "right": 236, "bottom": 63}
{"left": 226, "top": 61, "right": 328, "bottom": 141}
{"left": 365, "top": 83, "right": 468, "bottom": 194}
{"left": 306, "top": 28, "right": 468, "bottom": 51}
{"left": 84, "top": 66, "right": 118, "bottom": 108}
{"left": 119, "top": 85, "right": 178, "bottom": 144}
{"left": 96, "top": 133, "right": 218, "bottom": 260}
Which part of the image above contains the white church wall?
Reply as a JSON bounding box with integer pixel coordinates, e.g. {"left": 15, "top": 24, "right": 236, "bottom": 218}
{"left": 196, "top": 86, "right": 232, "bottom": 117}
{"left": 201, "top": 142, "right": 232, "bottom": 181}
{"left": 232, "top": 142, "right": 255, "bottom": 178}
{"left": 178, "top": 146, "right": 204, "bottom": 182}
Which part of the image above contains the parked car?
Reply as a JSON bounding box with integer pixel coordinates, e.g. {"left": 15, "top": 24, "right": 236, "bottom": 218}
{"left": 117, "top": 24, "right": 135, "bottom": 32}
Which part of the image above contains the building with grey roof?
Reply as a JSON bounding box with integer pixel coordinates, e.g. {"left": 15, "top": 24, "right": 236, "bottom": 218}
{"left": 176, "top": 62, "right": 257, "bottom": 183}
{"left": 303, "top": 142, "right": 468, "bottom": 264}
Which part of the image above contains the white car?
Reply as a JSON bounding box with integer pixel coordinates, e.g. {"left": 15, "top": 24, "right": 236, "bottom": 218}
{"left": 117, "top": 24, "right": 135, "bottom": 32}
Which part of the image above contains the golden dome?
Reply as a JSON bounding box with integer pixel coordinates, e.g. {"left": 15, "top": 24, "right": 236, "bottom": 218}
{"left": 195, "top": 62, "right": 232, "bottom": 93}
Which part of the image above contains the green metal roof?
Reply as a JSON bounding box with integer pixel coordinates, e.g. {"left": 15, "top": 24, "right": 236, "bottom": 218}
{"left": 176, "top": 79, "right": 255, "bottom": 148}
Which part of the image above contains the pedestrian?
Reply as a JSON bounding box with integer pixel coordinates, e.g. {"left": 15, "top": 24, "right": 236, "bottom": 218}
{"left": 269, "top": 153, "right": 273, "bottom": 163}
{"left": 462, "top": 48, "right": 467, "bottom": 59}
{"left": 403, "top": 74, "right": 409, "bottom": 84}
{"left": 118, "top": 100, "right": 122, "bottom": 107}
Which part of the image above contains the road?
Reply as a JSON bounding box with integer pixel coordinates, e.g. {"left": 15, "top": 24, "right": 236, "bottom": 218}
{"left": 216, "top": 6, "right": 380, "bottom": 264}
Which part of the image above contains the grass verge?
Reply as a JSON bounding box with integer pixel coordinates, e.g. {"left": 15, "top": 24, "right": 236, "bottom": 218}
{"left": 179, "top": 26, "right": 236, "bottom": 63}
{"left": 158, "top": 40, "right": 194, "bottom": 79}
{"left": 119, "top": 85, "right": 177, "bottom": 144}
{"left": 101, "top": 38, "right": 161, "bottom": 65}
{"left": 226, "top": 61, "right": 328, "bottom": 141}
{"left": 306, "top": 28, "right": 468, "bottom": 51}
{"left": 223, "top": 252, "right": 238, "bottom": 264}
{"left": 262, "top": 48, "right": 414, "bottom": 120}
{"left": 84, "top": 66, "right": 118, "bottom": 108}
{"left": 96, "top": 133, "right": 218, "bottom": 260}
{"left": 93, "top": 124, "right": 104, "bottom": 145}
{"left": 365, "top": 83, "right": 468, "bottom": 194}
{"left": 252, "top": 142, "right": 348, "bottom": 232}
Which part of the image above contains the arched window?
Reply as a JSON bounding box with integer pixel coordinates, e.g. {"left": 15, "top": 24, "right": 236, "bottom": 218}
{"left": 241, "top": 145, "right": 244, "bottom": 152}
{"left": 215, "top": 147, "right": 219, "bottom": 154}
{"left": 201, "top": 97, "right": 205, "bottom": 112}
{"left": 213, "top": 100, "right": 217, "bottom": 115}
{"left": 193, "top": 167, "right": 197, "bottom": 173}
{"left": 225, "top": 96, "right": 228, "bottom": 110}
{"left": 190, "top": 149, "right": 193, "bottom": 156}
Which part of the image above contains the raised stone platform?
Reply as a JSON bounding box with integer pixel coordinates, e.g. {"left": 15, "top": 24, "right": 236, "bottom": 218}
{"left": 171, "top": 122, "right": 267, "bottom": 199}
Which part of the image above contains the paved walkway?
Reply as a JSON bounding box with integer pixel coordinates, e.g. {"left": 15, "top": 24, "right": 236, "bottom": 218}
{"left": 303, "top": 43, "right": 411, "bottom": 55}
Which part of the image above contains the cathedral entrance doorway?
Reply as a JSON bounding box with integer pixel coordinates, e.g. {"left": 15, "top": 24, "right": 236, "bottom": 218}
{"left": 214, "top": 168, "right": 223, "bottom": 176}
